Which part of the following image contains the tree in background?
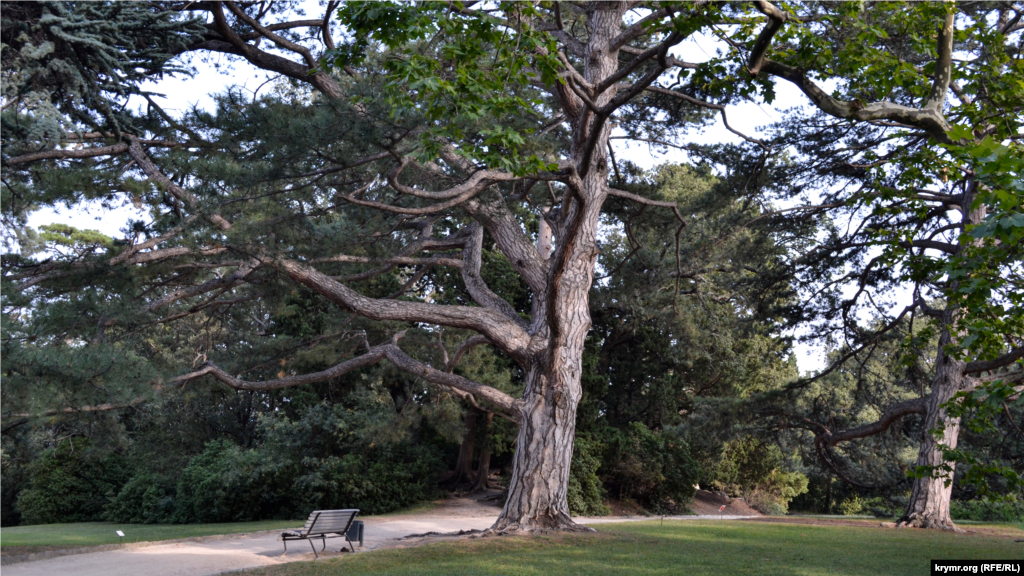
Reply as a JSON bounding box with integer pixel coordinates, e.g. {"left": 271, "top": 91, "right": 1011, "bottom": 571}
{"left": 747, "top": 4, "right": 1023, "bottom": 529}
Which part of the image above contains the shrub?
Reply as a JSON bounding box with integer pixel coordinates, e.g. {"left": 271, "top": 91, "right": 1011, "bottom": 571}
{"left": 743, "top": 470, "right": 809, "bottom": 516}
{"left": 567, "top": 435, "right": 608, "bottom": 516}
{"left": 602, "top": 423, "right": 699, "bottom": 512}
{"left": 290, "top": 443, "right": 443, "bottom": 516}
{"left": 1, "top": 443, "right": 30, "bottom": 527}
{"left": 173, "top": 440, "right": 287, "bottom": 523}
{"left": 15, "top": 439, "right": 130, "bottom": 525}
{"left": 105, "top": 472, "right": 175, "bottom": 524}
{"left": 951, "top": 497, "right": 1024, "bottom": 522}
{"left": 173, "top": 405, "right": 448, "bottom": 522}
{"left": 838, "top": 495, "right": 864, "bottom": 516}
{"left": 708, "top": 437, "right": 808, "bottom": 516}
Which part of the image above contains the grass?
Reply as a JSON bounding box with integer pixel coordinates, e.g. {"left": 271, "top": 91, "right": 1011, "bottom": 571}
{"left": 239, "top": 520, "right": 1024, "bottom": 576}
{"left": 0, "top": 519, "right": 303, "bottom": 556}
{"left": 0, "top": 501, "right": 443, "bottom": 556}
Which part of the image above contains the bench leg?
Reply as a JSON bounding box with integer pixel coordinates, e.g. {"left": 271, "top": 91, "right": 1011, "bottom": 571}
{"left": 282, "top": 540, "right": 287, "bottom": 556}
{"left": 309, "top": 538, "right": 318, "bottom": 559}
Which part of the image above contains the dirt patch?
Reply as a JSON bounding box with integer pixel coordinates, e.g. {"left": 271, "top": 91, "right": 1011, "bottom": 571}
{"left": 421, "top": 491, "right": 503, "bottom": 518}
{"left": 2, "top": 545, "right": 77, "bottom": 557}
{"left": 603, "top": 499, "right": 651, "bottom": 517}
{"left": 687, "top": 490, "right": 761, "bottom": 516}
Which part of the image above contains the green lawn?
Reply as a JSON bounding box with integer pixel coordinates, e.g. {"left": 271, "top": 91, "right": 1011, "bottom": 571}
{"left": 0, "top": 502, "right": 444, "bottom": 556}
{"left": 240, "top": 520, "right": 1024, "bottom": 576}
{"left": 0, "top": 520, "right": 303, "bottom": 555}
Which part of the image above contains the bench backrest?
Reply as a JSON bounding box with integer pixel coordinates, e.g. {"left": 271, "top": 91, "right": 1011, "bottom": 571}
{"left": 302, "top": 509, "right": 359, "bottom": 536}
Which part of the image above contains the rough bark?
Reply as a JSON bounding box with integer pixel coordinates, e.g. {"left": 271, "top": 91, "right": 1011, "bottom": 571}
{"left": 492, "top": 365, "right": 586, "bottom": 532}
{"left": 490, "top": 3, "right": 626, "bottom": 534}
{"left": 899, "top": 184, "right": 986, "bottom": 531}
{"left": 898, "top": 346, "right": 967, "bottom": 530}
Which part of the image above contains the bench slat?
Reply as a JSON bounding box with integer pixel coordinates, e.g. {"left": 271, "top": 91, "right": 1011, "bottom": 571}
{"left": 298, "top": 509, "right": 359, "bottom": 537}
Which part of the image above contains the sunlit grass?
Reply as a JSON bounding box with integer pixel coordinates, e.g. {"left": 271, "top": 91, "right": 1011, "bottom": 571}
{"left": 0, "top": 520, "right": 302, "bottom": 555}
{"left": 0, "top": 501, "right": 443, "bottom": 556}
{"left": 241, "top": 520, "right": 1023, "bottom": 576}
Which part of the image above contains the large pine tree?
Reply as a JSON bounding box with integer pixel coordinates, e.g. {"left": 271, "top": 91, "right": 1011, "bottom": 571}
{"left": 3, "top": 1, "right": 1020, "bottom": 532}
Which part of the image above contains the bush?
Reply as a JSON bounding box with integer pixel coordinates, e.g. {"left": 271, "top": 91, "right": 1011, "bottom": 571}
{"left": 603, "top": 423, "right": 699, "bottom": 512}
{"left": 105, "top": 472, "right": 175, "bottom": 524}
{"left": 743, "top": 470, "right": 809, "bottom": 516}
{"left": 951, "top": 497, "right": 1024, "bottom": 522}
{"left": 1, "top": 442, "right": 30, "bottom": 527}
{"left": 173, "top": 402, "right": 448, "bottom": 522}
{"left": 708, "top": 437, "right": 808, "bottom": 516}
{"left": 173, "top": 440, "right": 288, "bottom": 523}
{"left": 567, "top": 435, "right": 608, "bottom": 516}
{"left": 290, "top": 443, "right": 443, "bottom": 516}
{"left": 15, "top": 439, "right": 130, "bottom": 525}
{"left": 838, "top": 495, "right": 863, "bottom": 515}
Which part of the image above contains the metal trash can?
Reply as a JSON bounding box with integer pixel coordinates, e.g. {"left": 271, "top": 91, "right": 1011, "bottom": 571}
{"left": 347, "top": 520, "right": 363, "bottom": 547}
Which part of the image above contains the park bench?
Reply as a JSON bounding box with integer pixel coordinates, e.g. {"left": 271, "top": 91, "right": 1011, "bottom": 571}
{"left": 281, "top": 509, "right": 361, "bottom": 558}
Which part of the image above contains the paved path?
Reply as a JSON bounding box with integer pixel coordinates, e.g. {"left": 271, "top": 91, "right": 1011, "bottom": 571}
{"left": 2, "top": 507, "right": 756, "bottom": 576}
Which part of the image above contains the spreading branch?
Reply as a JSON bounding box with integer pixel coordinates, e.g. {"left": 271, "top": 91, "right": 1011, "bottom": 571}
{"left": 176, "top": 338, "right": 520, "bottom": 415}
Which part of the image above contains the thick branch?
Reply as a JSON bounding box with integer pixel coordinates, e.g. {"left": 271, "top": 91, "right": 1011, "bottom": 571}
{"left": 461, "top": 224, "right": 530, "bottom": 329}
{"left": 457, "top": 177, "right": 549, "bottom": 296}
{"left": 178, "top": 340, "right": 520, "bottom": 415}
{"left": 610, "top": 9, "right": 669, "bottom": 51}
{"left": 6, "top": 143, "right": 129, "bottom": 165}
{"left": 127, "top": 138, "right": 232, "bottom": 230}
{"left": 818, "top": 397, "right": 928, "bottom": 447}
{"left": 224, "top": 2, "right": 318, "bottom": 68}
{"left": 272, "top": 257, "right": 532, "bottom": 359}
{"left": 965, "top": 346, "right": 1024, "bottom": 374}
{"left": 388, "top": 159, "right": 520, "bottom": 200}
{"left": 760, "top": 60, "right": 952, "bottom": 142}
{"left": 926, "top": 8, "right": 955, "bottom": 110}
{"left": 747, "top": 0, "right": 789, "bottom": 76}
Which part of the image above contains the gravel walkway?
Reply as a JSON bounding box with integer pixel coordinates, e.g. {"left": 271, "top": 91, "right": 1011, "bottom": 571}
{"left": 2, "top": 497, "right": 756, "bottom": 576}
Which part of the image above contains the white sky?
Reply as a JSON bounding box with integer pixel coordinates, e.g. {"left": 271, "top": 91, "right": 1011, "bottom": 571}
{"left": 23, "top": 24, "right": 835, "bottom": 372}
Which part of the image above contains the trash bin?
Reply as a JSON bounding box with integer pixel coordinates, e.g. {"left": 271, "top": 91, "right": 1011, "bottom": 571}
{"left": 347, "top": 520, "right": 363, "bottom": 547}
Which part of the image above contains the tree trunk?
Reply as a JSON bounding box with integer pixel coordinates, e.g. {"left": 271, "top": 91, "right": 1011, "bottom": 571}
{"left": 448, "top": 409, "right": 478, "bottom": 487}
{"left": 899, "top": 182, "right": 984, "bottom": 531}
{"left": 898, "top": 350, "right": 967, "bottom": 530}
{"left": 473, "top": 411, "right": 494, "bottom": 492}
{"left": 489, "top": 3, "right": 623, "bottom": 534}
{"left": 492, "top": 366, "right": 588, "bottom": 532}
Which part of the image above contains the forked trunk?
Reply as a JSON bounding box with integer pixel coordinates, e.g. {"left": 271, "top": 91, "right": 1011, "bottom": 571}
{"left": 491, "top": 143, "right": 605, "bottom": 534}
{"left": 490, "top": 2, "right": 622, "bottom": 534}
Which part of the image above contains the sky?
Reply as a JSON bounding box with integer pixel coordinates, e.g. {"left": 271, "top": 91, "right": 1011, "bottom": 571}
{"left": 22, "top": 21, "right": 832, "bottom": 372}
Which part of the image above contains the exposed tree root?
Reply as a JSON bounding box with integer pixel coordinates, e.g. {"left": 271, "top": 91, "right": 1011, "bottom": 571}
{"left": 896, "top": 513, "right": 962, "bottom": 532}
{"left": 482, "top": 518, "right": 596, "bottom": 536}
{"left": 401, "top": 529, "right": 484, "bottom": 540}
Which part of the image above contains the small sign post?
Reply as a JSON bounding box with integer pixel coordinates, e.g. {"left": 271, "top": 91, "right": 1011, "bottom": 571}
{"left": 718, "top": 505, "right": 726, "bottom": 520}
{"left": 116, "top": 530, "right": 125, "bottom": 547}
